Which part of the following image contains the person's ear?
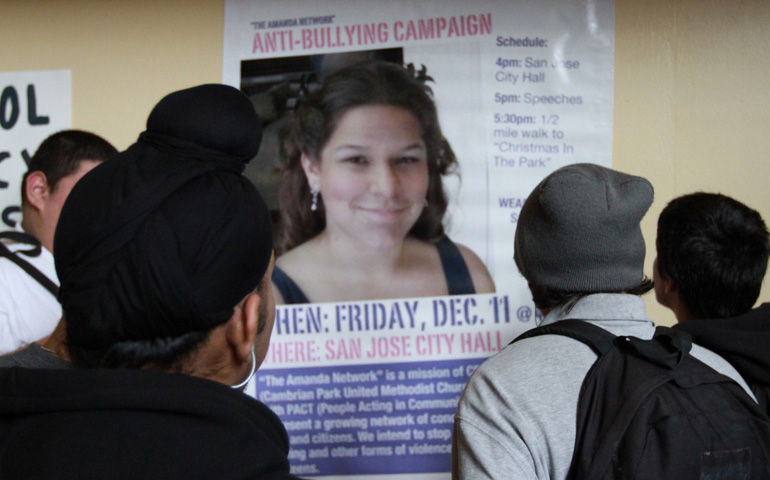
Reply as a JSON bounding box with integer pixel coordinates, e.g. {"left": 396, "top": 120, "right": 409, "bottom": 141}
{"left": 655, "top": 256, "right": 676, "bottom": 294}
{"left": 227, "top": 293, "right": 260, "bottom": 363}
{"left": 660, "top": 275, "right": 677, "bottom": 295}
{"left": 25, "top": 172, "right": 51, "bottom": 212}
{"left": 301, "top": 154, "right": 321, "bottom": 191}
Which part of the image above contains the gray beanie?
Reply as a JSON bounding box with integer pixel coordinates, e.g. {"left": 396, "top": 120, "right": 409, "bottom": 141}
{"left": 514, "top": 163, "right": 654, "bottom": 292}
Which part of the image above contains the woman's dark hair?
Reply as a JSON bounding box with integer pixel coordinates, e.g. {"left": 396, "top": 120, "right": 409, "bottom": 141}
{"left": 528, "top": 278, "right": 654, "bottom": 313}
{"left": 276, "top": 61, "right": 457, "bottom": 255}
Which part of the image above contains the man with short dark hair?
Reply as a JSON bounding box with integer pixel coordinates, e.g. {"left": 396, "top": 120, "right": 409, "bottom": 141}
{"left": 655, "top": 192, "right": 770, "bottom": 412}
{"left": 0, "top": 84, "right": 299, "bottom": 479}
{"left": 0, "top": 130, "right": 115, "bottom": 354}
{"left": 452, "top": 164, "right": 753, "bottom": 480}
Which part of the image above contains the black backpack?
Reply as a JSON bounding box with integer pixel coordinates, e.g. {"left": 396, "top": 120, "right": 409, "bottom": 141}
{"left": 513, "top": 320, "right": 770, "bottom": 479}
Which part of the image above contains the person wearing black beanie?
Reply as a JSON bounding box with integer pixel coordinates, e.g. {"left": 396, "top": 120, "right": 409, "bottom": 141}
{"left": 0, "top": 84, "right": 302, "bottom": 480}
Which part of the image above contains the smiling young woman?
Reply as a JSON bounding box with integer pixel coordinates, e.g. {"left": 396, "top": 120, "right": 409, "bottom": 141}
{"left": 273, "top": 61, "right": 495, "bottom": 304}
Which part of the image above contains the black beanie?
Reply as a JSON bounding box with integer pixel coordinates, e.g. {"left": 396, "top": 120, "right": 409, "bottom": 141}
{"left": 514, "top": 163, "right": 653, "bottom": 292}
{"left": 54, "top": 84, "right": 272, "bottom": 350}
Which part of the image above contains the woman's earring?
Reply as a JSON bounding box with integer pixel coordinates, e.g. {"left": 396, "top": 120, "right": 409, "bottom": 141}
{"left": 311, "top": 190, "right": 319, "bottom": 212}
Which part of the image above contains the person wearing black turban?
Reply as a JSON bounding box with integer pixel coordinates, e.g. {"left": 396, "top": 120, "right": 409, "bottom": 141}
{"left": 0, "top": 84, "right": 302, "bottom": 480}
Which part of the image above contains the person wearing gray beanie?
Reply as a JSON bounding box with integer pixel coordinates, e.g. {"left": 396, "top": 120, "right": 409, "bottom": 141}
{"left": 0, "top": 84, "right": 302, "bottom": 480}
{"left": 514, "top": 162, "right": 654, "bottom": 307}
{"left": 453, "top": 163, "right": 755, "bottom": 480}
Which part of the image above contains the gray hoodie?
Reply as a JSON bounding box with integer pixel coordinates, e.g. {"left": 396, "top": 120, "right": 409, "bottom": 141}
{"left": 452, "top": 294, "right": 754, "bottom": 480}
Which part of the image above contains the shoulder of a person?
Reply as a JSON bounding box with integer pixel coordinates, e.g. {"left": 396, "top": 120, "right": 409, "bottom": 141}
{"left": 452, "top": 241, "right": 496, "bottom": 293}
{"left": 0, "top": 253, "right": 21, "bottom": 281}
{"left": 690, "top": 342, "right": 756, "bottom": 397}
{"left": 273, "top": 242, "right": 318, "bottom": 304}
{"left": 468, "top": 332, "right": 596, "bottom": 387}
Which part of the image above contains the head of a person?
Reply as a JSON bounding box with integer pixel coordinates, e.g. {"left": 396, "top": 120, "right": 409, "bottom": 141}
{"left": 655, "top": 192, "right": 770, "bottom": 320}
{"left": 276, "top": 60, "right": 457, "bottom": 253}
{"left": 514, "top": 163, "right": 655, "bottom": 312}
{"left": 21, "top": 130, "right": 117, "bottom": 252}
{"left": 54, "top": 84, "right": 275, "bottom": 385}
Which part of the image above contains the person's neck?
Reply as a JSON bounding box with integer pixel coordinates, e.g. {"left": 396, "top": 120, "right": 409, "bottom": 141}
{"left": 673, "top": 305, "right": 697, "bottom": 323}
{"left": 317, "top": 230, "right": 406, "bottom": 274}
{"left": 666, "top": 291, "right": 697, "bottom": 323}
{"left": 20, "top": 212, "right": 53, "bottom": 252}
{"left": 183, "top": 324, "right": 250, "bottom": 388}
{"left": 39, "top": 320, "right": 70, "bottom": 361}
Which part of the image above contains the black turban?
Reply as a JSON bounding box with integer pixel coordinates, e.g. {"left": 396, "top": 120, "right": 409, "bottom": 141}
{"left": 54, "top": 84, "right": 273, "bottom": 351}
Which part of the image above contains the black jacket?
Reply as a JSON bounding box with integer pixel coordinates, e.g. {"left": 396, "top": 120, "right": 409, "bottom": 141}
{"left": 0, "top": 367, "right": 302, "bottom": 479}
{"left": 675, "top": 303, "right": 770, "bottom": 415}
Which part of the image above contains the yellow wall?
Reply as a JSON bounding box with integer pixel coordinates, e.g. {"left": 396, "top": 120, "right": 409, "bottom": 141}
{"left": 614, "top": 0, "right": 770, "bottom": 323}
{"left": 1, "top": 0, "right": 225, "bottom": 150}
{"left": 2, "top": 0, "right": 769, "bottom": 325}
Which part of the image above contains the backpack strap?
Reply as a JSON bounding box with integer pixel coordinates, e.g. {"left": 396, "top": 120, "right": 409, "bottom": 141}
{"left": 512, "top": 319, "right": 616, "bottom": 356}
{"left": 0, "top": 231, "right": 59, "bottom": 297}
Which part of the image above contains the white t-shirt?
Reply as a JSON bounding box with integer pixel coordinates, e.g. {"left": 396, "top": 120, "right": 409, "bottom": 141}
{"left": 0, "top": 235, "right": 61, "bottom": 355}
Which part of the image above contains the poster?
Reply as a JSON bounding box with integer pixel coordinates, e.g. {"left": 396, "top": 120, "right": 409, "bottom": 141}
{"left": 224, "top": 1, "right": 614, "bottom": 478}
{"left": 0, "top": 70, "right": 72, "bottom": 229}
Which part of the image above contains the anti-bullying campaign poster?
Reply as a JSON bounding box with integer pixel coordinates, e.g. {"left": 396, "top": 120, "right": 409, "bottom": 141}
{"left": 223, "top": 1, "right": 614, "bottom": 478}
{"left": 0, "top": 70, "right": 71, "bottom": 230}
